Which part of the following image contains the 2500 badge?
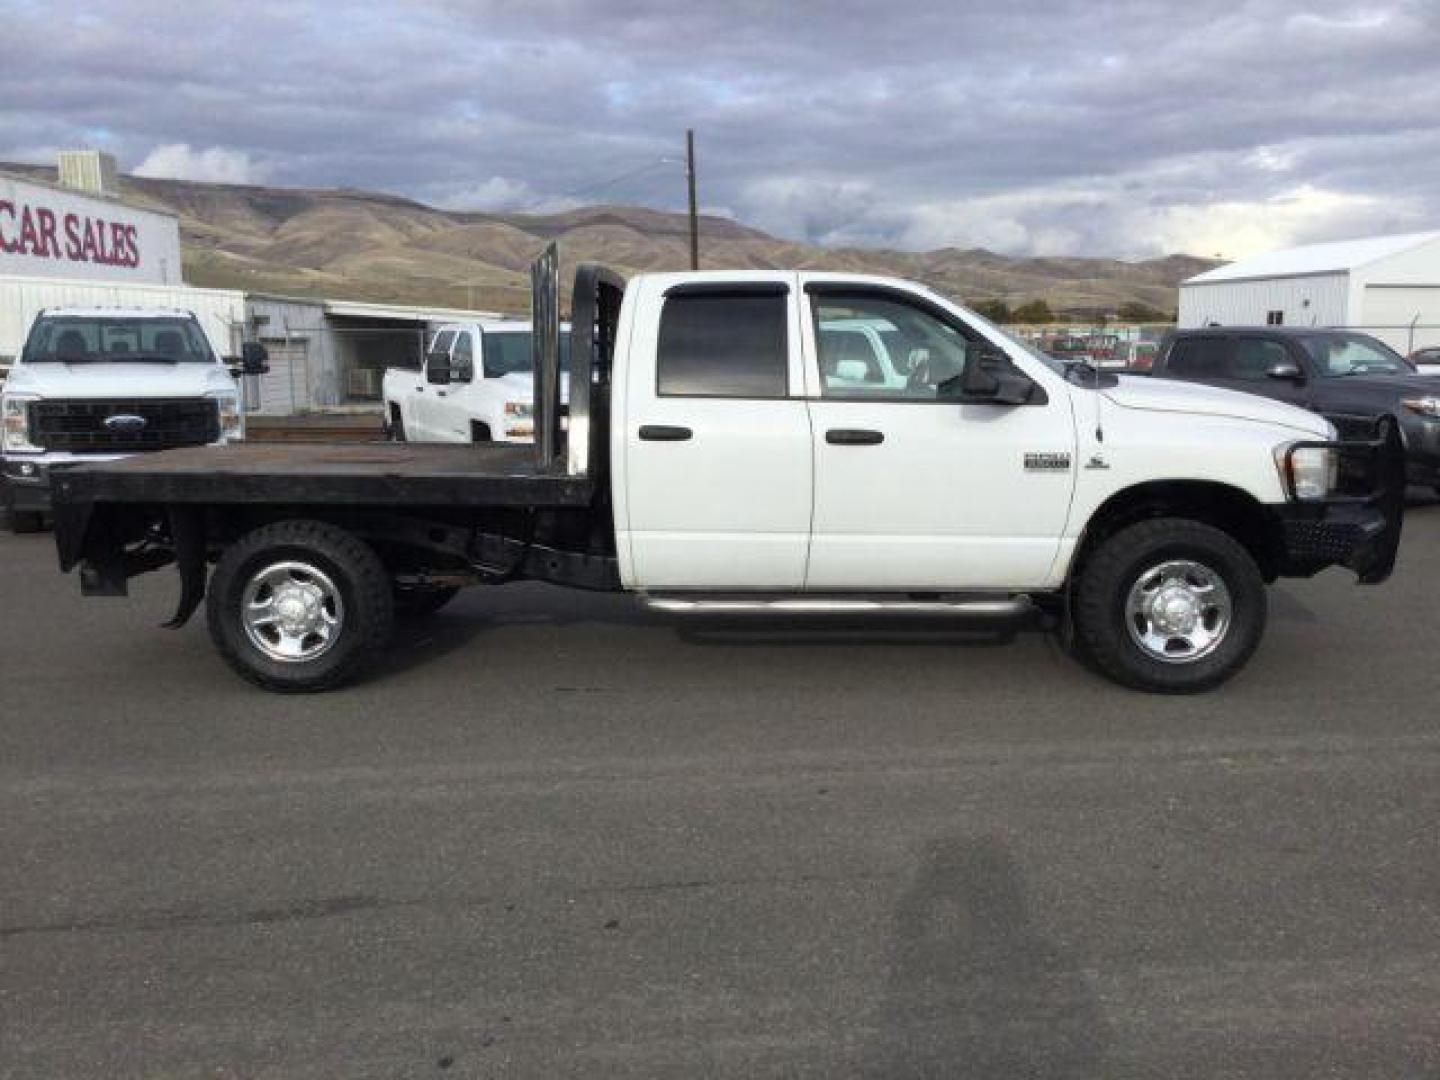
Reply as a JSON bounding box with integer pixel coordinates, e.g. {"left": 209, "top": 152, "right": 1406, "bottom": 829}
{"left": 1024, "top": 452, "right": 1071, "bottom": 472}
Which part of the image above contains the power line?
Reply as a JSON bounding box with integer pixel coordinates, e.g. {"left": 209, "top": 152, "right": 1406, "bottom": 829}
{"left": 554, "top": 156, "right": 684, "bottom": 202}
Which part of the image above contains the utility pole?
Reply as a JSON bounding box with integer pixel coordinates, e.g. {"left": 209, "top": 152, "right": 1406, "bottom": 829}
{"left": 686, "top": 128, "right": 699, "bottom": 271}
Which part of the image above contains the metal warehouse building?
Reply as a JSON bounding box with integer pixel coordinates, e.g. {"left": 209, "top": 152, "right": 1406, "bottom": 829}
{"left": 2, "top": 154, "right": 505, "bottom": 413}
{"left": 1178, "top": 230, "right": 1440, "bottom": 356}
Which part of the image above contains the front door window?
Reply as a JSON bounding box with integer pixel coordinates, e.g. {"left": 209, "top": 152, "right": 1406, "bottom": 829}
{"left": 814, "top": 295, "right": 977, "bottom": 400}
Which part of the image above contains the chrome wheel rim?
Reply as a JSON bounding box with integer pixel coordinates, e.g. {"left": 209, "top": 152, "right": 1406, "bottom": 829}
{"left": 241, "top": 560, "right": 343, "bottom": 663}
{"left": 1124, "top": 559, "right": 1232, "bottom": 663}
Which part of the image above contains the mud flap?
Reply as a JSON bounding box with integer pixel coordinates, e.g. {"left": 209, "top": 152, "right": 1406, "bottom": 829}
{"left": 1356, "top": 417, "right": 1405, "bottom": 584}
{"left": 162, "top": 506, "right": 208, "bottom": 628}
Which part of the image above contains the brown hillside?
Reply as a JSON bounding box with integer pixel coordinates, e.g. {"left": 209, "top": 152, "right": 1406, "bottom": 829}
{"left": 1, "top": 162, "right": 1215, "bottom": 316}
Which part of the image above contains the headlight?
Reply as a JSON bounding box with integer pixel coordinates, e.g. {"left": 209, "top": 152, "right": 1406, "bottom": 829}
{"left": 2, "top": 395, "right": 41, "bottom": 453}
{"left": 1401, "top": 396, "right": 1440, "bottom": 418}
{"left": 207, "top": 392, "right": 244, "bottom": 442}
{"left": 503, "top": 400, "right": 534, "bottom": 437}
{"left": 1273, "top": 441, "right": 1336, "bottom": 501}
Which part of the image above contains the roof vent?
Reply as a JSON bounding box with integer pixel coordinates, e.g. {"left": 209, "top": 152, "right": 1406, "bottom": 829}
{"left": 57, "top": 150, "right": 118, "bottom": 196}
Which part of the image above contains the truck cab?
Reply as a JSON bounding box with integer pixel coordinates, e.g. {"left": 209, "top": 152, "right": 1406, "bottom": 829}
{"left": 383, "top": 320, "right": 569, "bottom": 444}
{"left": 1, "top": 307, "right": 263, "bottom": 532}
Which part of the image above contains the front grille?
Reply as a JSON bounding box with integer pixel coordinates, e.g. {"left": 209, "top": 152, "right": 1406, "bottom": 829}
{"left": 30, "top": 398, "right": 220, "bottom": 453}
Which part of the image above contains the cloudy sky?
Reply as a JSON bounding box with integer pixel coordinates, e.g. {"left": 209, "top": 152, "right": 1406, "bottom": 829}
{"left": 2, "top": 0, "right": 1436, "bottom": 259}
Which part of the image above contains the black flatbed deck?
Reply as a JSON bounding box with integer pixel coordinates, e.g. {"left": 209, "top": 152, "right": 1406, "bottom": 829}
{"left": 50, "top": 442, "right": 595, "bottom": 508}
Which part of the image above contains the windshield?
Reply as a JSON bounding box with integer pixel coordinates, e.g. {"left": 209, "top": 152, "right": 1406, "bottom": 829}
{"left": 1302, "top": 333, "right": 1414, "bottom": 377}
{"left": 482, "top": 330, "right": 571, "bottom": 378}
{"left": 22, "top": 316, "right": 215, "bottom": 363}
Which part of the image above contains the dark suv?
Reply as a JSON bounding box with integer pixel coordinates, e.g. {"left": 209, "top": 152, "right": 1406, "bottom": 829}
{"left": 1152, "top": 328, "right": 1440, "bottom": 493}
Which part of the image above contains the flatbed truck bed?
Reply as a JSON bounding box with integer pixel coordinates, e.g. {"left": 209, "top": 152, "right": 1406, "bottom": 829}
{"left": 50, "top": 441, "right": 596, "bottom": 509}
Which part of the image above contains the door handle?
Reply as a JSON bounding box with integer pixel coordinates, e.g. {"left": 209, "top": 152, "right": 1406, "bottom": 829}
{"left": 826, "top": 428, "right": 885, "bottom": 445}
{"left": 416, "top": 386, "right": 425, "bottom": 392}
{"left": 437, "top": 390, "right": 447, "bottom": 397}
{"left": 638, "top": 425, "right": 693, "bottom": 442}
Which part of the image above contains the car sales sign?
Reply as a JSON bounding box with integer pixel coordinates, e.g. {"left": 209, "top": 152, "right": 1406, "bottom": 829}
{"left": 0, "top": 175, "right": 182, "bottom": 286}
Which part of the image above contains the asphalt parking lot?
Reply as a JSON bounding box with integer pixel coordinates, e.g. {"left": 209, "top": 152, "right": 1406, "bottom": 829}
{"left": 2, "top": 501, "right": 1439, "bottom": 1078}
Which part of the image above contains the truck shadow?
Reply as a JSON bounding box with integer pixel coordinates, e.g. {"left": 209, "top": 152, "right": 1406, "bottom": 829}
{"left": 373, "top": 602, "right": 1043, "bottom": 680}
{"left": 375, "top": 613, "right": 496, "bottom": 678}
{"left": 674, "top": 613, "right": 1041, "bottom": 650}
{"left": 863, "top": 836, "right": 1110, "bottom": 1079}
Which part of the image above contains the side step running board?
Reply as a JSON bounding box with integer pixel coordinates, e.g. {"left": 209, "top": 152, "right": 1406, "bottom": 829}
{"left": 644, "top": 596, "right": 1034, "bottom": 617}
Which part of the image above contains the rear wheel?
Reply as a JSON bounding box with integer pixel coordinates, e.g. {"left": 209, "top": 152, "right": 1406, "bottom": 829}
{"left": 207, "top": 520, "right": 394, "bottom": 692}
{"left": 388, "top": 406, "right": 406, "bottom": 442}
{"left": 1073, "top": 518, "right": 1267, "bottom": 693}
{"left": 7, "top": 509, "right": 45, "bottom": 534}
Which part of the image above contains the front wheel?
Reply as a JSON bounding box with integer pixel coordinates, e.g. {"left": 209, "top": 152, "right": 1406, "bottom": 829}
{"left": 1072, "top": 518, "right": 1267, "bottom": 693}
{"left": 206, "top": 520, "right": 394, "bottom": 691}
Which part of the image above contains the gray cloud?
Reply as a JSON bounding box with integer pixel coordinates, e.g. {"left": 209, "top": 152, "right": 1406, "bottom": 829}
{"left": 2, "top": 0, "right": 1436, "bottom": 258}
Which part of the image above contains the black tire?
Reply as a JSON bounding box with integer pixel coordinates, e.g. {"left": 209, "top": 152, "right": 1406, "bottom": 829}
{"left": 388, "top": 406, "right": 406, "bottom": 442}
{"left": 206, "top": 519, "right": 394, "bottom": 692}
{"left": 7, "top": 509, "right": 45, "bottom": 534}
{"left": 471, "top": 422, "right": 492, "bottom": 444}
{"left": 393, "top": 584, "right": 460, "bottom": 619}
{"left": 1072, "top": 518, "right": 1267, "bottom": 693}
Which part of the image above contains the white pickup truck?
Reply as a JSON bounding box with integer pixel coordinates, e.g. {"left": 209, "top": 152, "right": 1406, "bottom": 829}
{"left": 46, "top": 250, "right": 1404, "bottom": 694}
{"left": 383, "top": 320, "right": 566, "bottom": 443}
{"left": 1, "top": 307, "right": 265, "bottom": 533}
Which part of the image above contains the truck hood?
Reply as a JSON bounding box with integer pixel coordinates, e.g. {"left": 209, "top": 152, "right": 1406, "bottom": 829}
{"left": 3, "top": 362, "right": 237, "bottom": 399}
{"left": 1101, "top": 375, "right": 1330, "bottom": 437}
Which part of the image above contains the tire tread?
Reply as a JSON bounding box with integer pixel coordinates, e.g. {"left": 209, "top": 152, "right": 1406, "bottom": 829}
{"left": 1073, "top": 517, "right": 1267, "bottom": 693}
{"left": 206, "top": 519, "right": 394, "bottom": 692}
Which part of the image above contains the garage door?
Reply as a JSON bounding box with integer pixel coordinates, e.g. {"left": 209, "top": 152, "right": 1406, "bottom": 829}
{"left": 256, "top": 339, "right": 311, "bottom": 415}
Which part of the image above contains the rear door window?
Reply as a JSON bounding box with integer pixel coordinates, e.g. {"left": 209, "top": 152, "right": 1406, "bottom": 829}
{"left": 657, "top": 290, "right": 789, "bottom": 397}
{"left": 1165, "top": 338, "right": 1231, "bottom": 379}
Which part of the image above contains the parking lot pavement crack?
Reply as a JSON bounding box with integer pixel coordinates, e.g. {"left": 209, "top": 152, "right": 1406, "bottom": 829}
{"left": 0, "top": 893, "right": 411, "bottom": 939}
{"left": 0, "top": 870, "right": 897, "bottom": 942}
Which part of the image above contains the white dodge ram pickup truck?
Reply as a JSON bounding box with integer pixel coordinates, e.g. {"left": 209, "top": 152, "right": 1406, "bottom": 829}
{"left": 47, "top": 251, "right": 1404, "bottom": 694}
{"left": 383, "top": 321, "right": 567, "bottom": 443}
{"left": 2, "top": 307, "right": 266, "bottom": 533}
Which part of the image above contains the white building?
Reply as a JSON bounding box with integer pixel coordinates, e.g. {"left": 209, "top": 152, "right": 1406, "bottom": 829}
{"left": 1, "top": 154, "right": 507, "bottom": 412}
{"left": 1, "top": 168, "right": 182, "bottom": 286}
{"left": 1179, "top": 230, "right": 1440, "bottom": 356}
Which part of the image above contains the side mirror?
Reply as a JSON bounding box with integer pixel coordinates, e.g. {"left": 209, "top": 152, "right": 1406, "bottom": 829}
{"left": 1266, "top": 360, "right": 1304, "bottom": 382}
{"left": 955, "top": 349, "right": 1035, "bottom": 405}
{"left": 226, "top": 342, "right": 270, "bottom": 377}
